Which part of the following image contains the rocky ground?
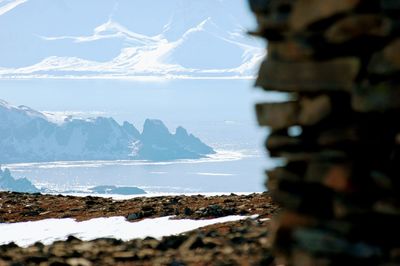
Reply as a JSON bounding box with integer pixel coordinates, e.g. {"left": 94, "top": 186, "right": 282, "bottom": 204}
{"left": 0, "top": 192, "right": 278, "bottom": 265}
{"left": 0, "top": 192, "right": 277, "bottom": 223}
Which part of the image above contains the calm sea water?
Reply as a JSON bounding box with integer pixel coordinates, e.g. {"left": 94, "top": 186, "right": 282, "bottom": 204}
{"left": 6, "top": 151, "right": 277, "bottom": 193}
{"left": 1, "top": 79, "right": 285, "bottom": 193}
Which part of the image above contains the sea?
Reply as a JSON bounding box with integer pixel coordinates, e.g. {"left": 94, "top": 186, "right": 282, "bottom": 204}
{"left": 1, "top": 79, "right": 286, "bottom": 194}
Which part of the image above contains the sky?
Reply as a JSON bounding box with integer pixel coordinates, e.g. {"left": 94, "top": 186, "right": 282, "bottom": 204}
{"left": 0, "top": 0, "right": 267, "bottom": 131}
{"left": 0, "top": 0, "right": 273, "bottom": 193}
{"left": 0, "top": 0, "right": 264, "bottom": 80}
{"left": 0, "top": 0, "right": 272, "bottom": 146}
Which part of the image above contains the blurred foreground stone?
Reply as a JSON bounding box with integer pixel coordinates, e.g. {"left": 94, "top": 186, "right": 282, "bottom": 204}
{"left": 249, "top": 0, "right": 400, "bottom": 265}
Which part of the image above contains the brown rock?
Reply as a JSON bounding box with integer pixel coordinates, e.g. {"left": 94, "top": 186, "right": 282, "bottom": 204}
{"left": 274, "top": 211, "right": 317, "bottom": 229}
{"left": 65, "top": 258, "right": 93, "bottom": 266}
{"left": 256, "top": 102, "right": 299, "bottom": 130}
{"left": 317, "top": 127, "right": 359, "bottom": 146}
{"left": 325, "top": 15, "right": 391, "bottom": 43}
{"left": 390, "top": 247, "right": 400, "bottom": 261}
{"left": 270, "top": 189, "right": 303, "bottom": 210}
{"left": 373, "top": 200, "right": 400, "bottom": 215}
{"left": 255, "top": 13, "right": 289, "bottom": 34}
{"left": 279, "top": 151, "right": 317, "bottom": 162}
{"left": 306, "top": 162, "right": 353, "bottom": 192}
{"left": 369, "top": 39, "right": 400, "bottom": 74}
{"left": 250, "top": 0, "right": 293, "bottom": 34}
{"left": 256, "top": 58, "right": 360, "bottom": 92}
{"left": 268, "top": 40, "right": 314, "bottom": 61}
{"left": 249, "top": 0, "right": 291, "bottom": 14}
{"left": 289, "top": 0, "right": 360, "bottom": 31}
{"left": 381, "top": 0, "right": 400, "bottom": 12}
{"left": 266, "top": 167, "right": 301, "bottom": 191}
{"left": 278, "top": 150, "right": 348, "bottom": 163}
{"left": 352, "top": 82, "right": 400, "bottom": 112}
{"left": 370, "top": 171, "right": 393, "bottom": 190}
{"left": 257, "top": 95, "right": 332, "bottom": 130}
{"left": 299, "top": 95, "right": 332, "bottom": 126}
{"left": 383, "top": 38, "right": 400, "bottom": 64}
{"left": 332, "top": 198, "right": 366, "bottom": 218}
{"left": 266, "top": 134, "right": 303, "bottom": 151}
{"left": 290, "top": 249, "right": 332, "bottom": 266}
{"left": 113, "top": 251, "right": 136, "bottom": 260}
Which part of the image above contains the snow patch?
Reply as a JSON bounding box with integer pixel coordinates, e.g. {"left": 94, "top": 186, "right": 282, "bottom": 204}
{"left": 0, "top": 215, "right": 252, "bottom": 247}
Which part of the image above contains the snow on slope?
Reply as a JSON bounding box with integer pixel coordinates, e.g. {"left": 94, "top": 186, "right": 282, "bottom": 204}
{"left": 0, "top": 0, "right": 264, "bottom": 80}
{"left": 0, "top": 215, "right": 253, "bottom": 247}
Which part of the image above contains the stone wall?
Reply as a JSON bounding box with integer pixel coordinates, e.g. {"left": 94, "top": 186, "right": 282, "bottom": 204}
{"left": 249, "top": 0, "right": 400, "bottom": 265}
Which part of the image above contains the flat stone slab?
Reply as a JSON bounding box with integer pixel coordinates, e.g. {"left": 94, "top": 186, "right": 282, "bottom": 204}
{"left": 268, "top": 40, "right": 314, "bottom": 61}
{"left": 289, "top": 0, "right": 360, "bottom": 31}
{"left": 256, "top": 58, "right": 360, "bottom": 92}
{"left": 352, "top": 82, "right": 400, "bottom": 112}
{"left": 325, "top": 15, "right": 391, "bottom": 43}
{"left": 381, "top": 0, "right": 400, "bottom": 11}
{"left": 369, "top": 38, "right": 400, "bottom": 75}
{"left": 256, "top": 101, "right": 299, "bottom": 130}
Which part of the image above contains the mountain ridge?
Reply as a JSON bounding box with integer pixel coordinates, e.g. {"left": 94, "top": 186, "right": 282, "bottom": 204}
{"left": 0, "top": 99, "right": 215, "bottom": 163}
{"left": 0, "top": 0, "right": 263, "bottom": 79}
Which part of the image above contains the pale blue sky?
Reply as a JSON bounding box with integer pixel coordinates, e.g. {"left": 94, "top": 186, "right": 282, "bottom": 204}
{"left": 0, "top": 0, "right": 263, "bottom": 79}
{"left": 0, "top": 0, "right": 268, "bottom": 145}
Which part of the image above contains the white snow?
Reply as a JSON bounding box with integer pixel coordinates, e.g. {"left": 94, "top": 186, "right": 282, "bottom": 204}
{"left": 0, "top": 215, "right": 254, "bottom": 247}
{"left": 0, "top": 13, "right": 263, "bottom": 80}
{"left": 194, "top": 172, "right": 235, "bottom": 176}
{"left": 40, "top": 19, "right": 162, "bottom": 45}
{"left": 42, "top": 111, "right": 107, "bottom": 125}
{"left": 0, "top": 0, "right": 27, "bottom": 16}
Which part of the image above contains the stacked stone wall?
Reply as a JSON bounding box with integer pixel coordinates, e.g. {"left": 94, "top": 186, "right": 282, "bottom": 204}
{"left": 249, "top": 0, "right": 400, "bottom": 264}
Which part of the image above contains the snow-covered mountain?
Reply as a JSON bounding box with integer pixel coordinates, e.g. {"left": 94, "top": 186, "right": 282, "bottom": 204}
{"left": 0, "top": 0, "right": 263, "bottom": 79}
{"left": 0, "top": 99, "right": 215, "bottom": 163}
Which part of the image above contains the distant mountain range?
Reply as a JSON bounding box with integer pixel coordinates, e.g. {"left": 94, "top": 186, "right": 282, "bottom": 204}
{"left": 0, "top": 99, "right": 215, "bottom": 163}
{"left": 0, "top": 0, "right": 263, "bottom": 79}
